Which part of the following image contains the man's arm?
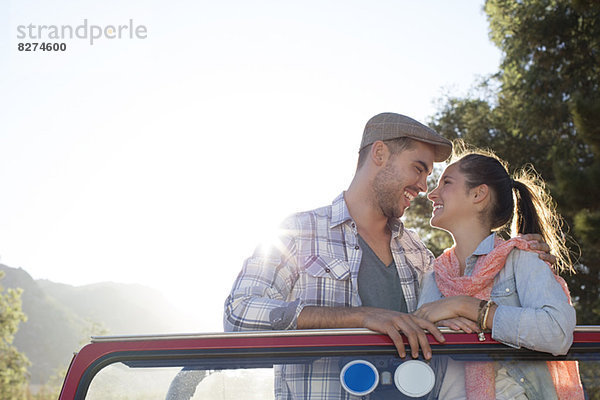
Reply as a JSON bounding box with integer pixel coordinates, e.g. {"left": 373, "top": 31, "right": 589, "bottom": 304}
{"left": 297, "top": 306, "right": 445, "bottom": 360}
{"left": 224, "top": 223, "right": 303, "bottom": 332}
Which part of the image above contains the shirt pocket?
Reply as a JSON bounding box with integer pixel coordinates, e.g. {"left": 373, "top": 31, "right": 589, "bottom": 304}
{"left": 298, "top": 255, "right": 352, "bottom": 307}
{"left": 302, "top": 255, "right": 351, "bottom": 281}
{"left": 491, "top": 276, "right": 520, "bottom": 306}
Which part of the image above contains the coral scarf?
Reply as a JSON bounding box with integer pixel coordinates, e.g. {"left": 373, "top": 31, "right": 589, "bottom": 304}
{"left": 434, "top": 236, "right": 584, "bottom": 400}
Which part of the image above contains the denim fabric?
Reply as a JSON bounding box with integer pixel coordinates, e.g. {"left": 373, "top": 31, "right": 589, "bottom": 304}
{"left": 418, "top": 233, "right": 576, "bottom": 399}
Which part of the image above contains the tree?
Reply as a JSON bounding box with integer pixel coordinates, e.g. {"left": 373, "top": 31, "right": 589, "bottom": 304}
{"left": 0, "top": 271, "right": 30, "bottom": 399}
{"left": 28, "top": 318, "right": 110, "bottom": 400}
{"left": 421, "top": 0, "right": 600, "bottom": 322}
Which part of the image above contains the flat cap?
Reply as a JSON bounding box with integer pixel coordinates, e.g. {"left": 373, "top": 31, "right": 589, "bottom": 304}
{"left": 360, "top": 112, "right": 452, "bottom": 162}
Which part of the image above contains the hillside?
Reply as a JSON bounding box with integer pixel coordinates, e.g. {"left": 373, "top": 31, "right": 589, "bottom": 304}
{"left": 0, "top": 264, "right": 193, "bottom": 384}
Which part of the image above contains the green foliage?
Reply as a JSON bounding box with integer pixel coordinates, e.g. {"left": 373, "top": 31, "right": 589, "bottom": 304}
{"left": 24, "top": 307, "right": 110, "bottom": 399}
{"left": 420, "top": 0, "right": 600, "bottom": 323}
{"left": 27, "top": 368, "right": 66, "bottom": 400}
{"left": 0, "top": 271, "right": 30, "bottom": 399}
{"left": 0, "top": 264, "right": 192, "bottom": 394}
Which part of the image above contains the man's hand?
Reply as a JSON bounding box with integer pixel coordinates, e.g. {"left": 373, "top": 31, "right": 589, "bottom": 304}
{"left": 297, "top": 306, "right": 445, "bottom": 360}
{"left": 361, "top": 309, "right": 445, "bottom": 360}
{"left": 519, "top": 233, "right": 556, "bottom": 265}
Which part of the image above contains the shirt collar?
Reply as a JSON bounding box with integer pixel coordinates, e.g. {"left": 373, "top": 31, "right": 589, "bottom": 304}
{"left": 329, "top": 192, "right": 405, "bottom": 238}
{"left": 330, "top": 192, "right": 353, "bottom": 228}
{"left": 464, "top": 233, "right": 497, "bottom": 276}
{"left": 472, "top": 233, "right": 497, "bottom": 256}
{"left": 389, "top": 218, "right": 405, "bottom": 238}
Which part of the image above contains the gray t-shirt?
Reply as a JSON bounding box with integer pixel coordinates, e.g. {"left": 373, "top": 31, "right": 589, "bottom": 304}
{"left": 357, "top": 234, "right": 408, "bottom": 312}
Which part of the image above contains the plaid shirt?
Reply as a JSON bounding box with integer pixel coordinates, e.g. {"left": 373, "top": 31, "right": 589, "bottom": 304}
{"left": 224, "top": 192, "right": 434, "bottom": 399}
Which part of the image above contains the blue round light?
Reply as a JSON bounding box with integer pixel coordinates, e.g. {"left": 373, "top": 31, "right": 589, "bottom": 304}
{"left": 340, "top": 360, "right": 379, "bottom": 396}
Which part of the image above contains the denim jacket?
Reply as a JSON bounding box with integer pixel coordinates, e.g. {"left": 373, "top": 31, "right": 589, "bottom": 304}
{"left": 418, "top": 234, "right": 576, "bottom": 400}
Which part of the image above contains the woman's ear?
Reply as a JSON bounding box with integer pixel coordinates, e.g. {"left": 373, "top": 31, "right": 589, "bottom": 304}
{"left": 472, "top": 184, "right": 490, "bottom": 204}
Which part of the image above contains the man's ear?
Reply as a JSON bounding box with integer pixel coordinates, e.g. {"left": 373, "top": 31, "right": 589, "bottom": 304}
{"left": 472, "top": 184, "right": 490, "bottom": 204}
{"left": 371, "top": 141, "right": 388, "bottom": 166}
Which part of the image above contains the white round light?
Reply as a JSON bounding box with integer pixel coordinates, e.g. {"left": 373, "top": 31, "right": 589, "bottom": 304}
{"left": 394, "top": 360, "right": 435, "bottom": 397}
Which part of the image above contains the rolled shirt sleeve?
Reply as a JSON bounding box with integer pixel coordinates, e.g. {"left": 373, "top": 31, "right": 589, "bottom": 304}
{"left": 224, "top": 192, "right": 434, "bottom": 333}
{"left": 491, "top": 249, "right": 576, "bottom": 356}
{"left": 223, "top": 220, "right": 305, "bottom": 332}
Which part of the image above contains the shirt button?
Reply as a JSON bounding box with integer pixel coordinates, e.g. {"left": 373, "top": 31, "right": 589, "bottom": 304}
{"left": 325, "top": 268, "right": 331, "bottom": 273}
{"left": 520, "top": 378, "right": 525, "bottom": 383}
{"left": 355, "top": 245, "right": 360, "bottom": 250}
{"left": 505, "top": 288, "right": 510, "bottom": 293}
{"left": 351, "top": 223, "right": 355, "bottom": 228}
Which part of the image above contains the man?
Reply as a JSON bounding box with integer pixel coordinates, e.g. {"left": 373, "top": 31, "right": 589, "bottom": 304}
{"left": 223, "top": 112, "right": 447, "bottom": 398}
{"left": 223, "top": 112, "right": 549, "bottom": 398}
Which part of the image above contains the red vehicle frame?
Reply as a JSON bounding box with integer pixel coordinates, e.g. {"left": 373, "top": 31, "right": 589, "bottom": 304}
{"left": 59, "top": 326, "right": 600, "bottom": 399}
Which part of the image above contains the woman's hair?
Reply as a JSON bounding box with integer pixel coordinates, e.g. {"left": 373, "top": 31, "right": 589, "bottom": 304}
{"left": 450, "top": 140, "right": 575, "bottom": 274}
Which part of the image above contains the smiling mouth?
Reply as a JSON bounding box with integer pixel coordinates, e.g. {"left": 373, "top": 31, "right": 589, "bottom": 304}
{"left": 404, "top": 190, "right": 415, "bottom": 201}
{"left": 433, "top": 204, "right": 444, "bottom": 212}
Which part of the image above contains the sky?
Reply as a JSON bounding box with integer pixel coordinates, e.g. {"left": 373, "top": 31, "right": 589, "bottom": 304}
{"left": 0, "top": 0, "right": 502, "bottom": 332}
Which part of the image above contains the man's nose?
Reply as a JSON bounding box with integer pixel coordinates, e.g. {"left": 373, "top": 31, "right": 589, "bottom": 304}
{"left": 417, "top": 175, "right": 428, "bottom": 193}
{"left": 428, "top": 188, "right": 438, "bottom": 201}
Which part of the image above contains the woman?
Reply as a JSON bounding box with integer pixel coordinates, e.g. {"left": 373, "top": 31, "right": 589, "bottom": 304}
{"left": 414, "top": 147, "right": 583, "bottom": 399}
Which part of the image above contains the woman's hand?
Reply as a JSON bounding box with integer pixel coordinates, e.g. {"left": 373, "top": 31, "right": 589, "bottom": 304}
{"left": 414, "top": 296, "right": 473, "bottom": 323}
{"left": 436, "top": 317, "right": 480, "bottom": 333}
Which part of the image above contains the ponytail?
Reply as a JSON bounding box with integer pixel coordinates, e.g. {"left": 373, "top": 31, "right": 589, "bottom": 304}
{"left": 511, "top": 168, "right": 575, "bottom": 274}
{"left": 512, "top": 179, "right": 540, "bottom": 235}
{"left": 451, "top": 140, "right": 576, "bottom": 275}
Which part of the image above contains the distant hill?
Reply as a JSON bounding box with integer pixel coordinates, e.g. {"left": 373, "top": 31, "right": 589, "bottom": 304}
{"left": 37, "top": 279, "right": 193, "bottom": 335}
{"left": 0, "top": 264, "right": 193, "bottom": 384}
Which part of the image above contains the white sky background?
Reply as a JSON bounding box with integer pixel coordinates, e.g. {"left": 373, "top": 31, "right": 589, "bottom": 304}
{"left": 0, "top": 0, "right": 501, "bottom": 332}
